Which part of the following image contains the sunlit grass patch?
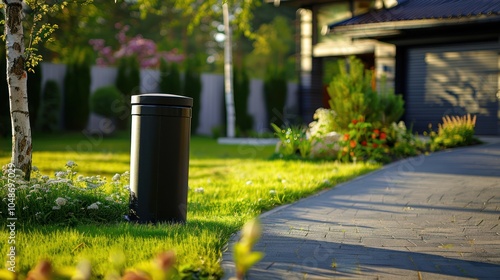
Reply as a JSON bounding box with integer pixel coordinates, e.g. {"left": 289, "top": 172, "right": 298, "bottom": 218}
{"left": 0, "top": 134, "right": 379, "bottom": 278}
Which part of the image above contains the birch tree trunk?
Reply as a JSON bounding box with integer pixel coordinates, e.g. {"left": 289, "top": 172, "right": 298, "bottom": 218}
{"left": 223, "top": 2, "right": 235, "bottom": 138}
{"left": 4, "top": 0, "right": 32, "bottom": 180}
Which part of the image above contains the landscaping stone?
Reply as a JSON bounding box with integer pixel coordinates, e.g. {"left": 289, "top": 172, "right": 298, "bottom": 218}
{"left": 309, "top": 132, "right": 341, "bottom": 159}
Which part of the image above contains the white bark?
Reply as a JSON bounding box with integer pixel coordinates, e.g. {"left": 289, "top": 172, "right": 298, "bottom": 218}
{"left": 223, "top": 2, "right": 236, "bottom": 138}
{"left": 5, "top": 0, "right": 32, "bottom": 180}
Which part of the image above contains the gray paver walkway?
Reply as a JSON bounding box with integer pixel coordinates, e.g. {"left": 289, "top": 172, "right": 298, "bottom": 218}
{"left": 222, "top": 140, "right": 500, "bottom": 279}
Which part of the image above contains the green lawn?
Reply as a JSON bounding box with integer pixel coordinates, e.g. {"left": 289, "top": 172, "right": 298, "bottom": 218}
{"left": 0, "top": 132, "right": 379, "bottom": 278}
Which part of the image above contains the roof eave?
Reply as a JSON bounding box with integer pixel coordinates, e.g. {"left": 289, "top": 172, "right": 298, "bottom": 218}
{"left": 328, "top": 16, "right": 500, "bottom": 39}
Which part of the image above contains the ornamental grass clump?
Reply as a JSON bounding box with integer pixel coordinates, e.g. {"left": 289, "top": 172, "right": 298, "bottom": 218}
{"left": 428, "top": 114, "right": 479, "bottom": 151}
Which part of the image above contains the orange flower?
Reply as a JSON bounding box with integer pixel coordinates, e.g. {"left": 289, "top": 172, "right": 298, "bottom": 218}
{"left": 343, "top": 134, "right": 350, "bottom": 141}
{"left": 350, "top": 151, "right": 355, "bottom": 157}
{"left": 371, "top": 133, "right": 377, "bottom": 139}
{"left": 122, "top": 271, "right": 151, "bottom": 280}
{"left": 361, "top": 140, "right": 367, "bottom": 146}
{"left": 156, "top": 251, "right": 176, "bottom": 271}
{"left": 380, "top": 132, "right": 387, "bottom": 140}
{"left": 350, "top": 140, "right": 357, "bottom": 148}
{"left": 26, "top": 260, "right": 52, "bottom": 280}
{"left": 372, "top": 143, "right": 378, "bottom": 148}
{"left": 373, "top": 129, "right": 380, "bottom": 135}
{"left": 352, "top": 119, "right": 358, "bottom": 125}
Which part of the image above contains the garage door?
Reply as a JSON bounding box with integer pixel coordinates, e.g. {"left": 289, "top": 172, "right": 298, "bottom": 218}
{"left": 406, "top": 42, "right": 499, "bottom": 135}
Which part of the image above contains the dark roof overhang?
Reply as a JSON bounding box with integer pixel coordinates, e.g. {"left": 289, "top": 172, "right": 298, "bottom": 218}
{"left": 264, "top": 0, "right": 344, "bottom": 8}
{"left": 327, "top": 0, "right": 500, "bottom": 42}
{"left": 329, "top": 16, "right": 500, "bottom": 40}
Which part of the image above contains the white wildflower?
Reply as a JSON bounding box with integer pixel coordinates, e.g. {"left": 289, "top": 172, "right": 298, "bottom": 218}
{"left": 323, "top": 179, "right": 331, "bottom": 185}
{"left": 77, "top": 175, "right": 84, "bottom": 182}
{"left": 246, "top": 180, "right": 253, "bottom": 185}
{"left": 52, "top": 206, "right": 61, "bottom": 210}
{"left": 36, "top": 197, "right": 43, "bottom": 200}
{"left": 106, "top": 196, "right": 114, "bottom": 201}
{"left": 41, "top": 175, "right": 49, "bottom": 181}
{"left": 281, "top": 179, "right": 287, "bottom": 184}
{"left": 29, "top": 189, "right": 38, "bottom": 193}
{"left": 112, "top": 174, "right": 121, "bottom": 182}
{"left": 195, "top": 188, "right": 205, "bottom": 194}
{"left": 66, "top": 161, "right": 76, "bottom": 168}
{"left": 55, "top": 171, "right": 67, "bottom": 178}
{"left": 55, "top": 197, "right": 67, "bottom": 206}
{"left": 32, "top": 166, "right": 39, "bottom": 172}
{"left": 269, "top": 190, "right": 276, "bottom": 195}
{"left": 87, "top": 203, "right": 99, "bottom": 210}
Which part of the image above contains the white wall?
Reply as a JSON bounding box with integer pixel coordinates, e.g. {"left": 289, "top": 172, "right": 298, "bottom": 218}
{"left": 40, "top": 62, "right": 298, "bottom": 135}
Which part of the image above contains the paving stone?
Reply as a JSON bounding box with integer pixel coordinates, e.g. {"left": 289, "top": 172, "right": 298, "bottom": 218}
{"left": 221, "top": 141, "right": 500, "bottom": 279}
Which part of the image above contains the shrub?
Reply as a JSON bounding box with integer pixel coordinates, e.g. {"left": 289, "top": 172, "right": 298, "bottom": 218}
{"left": 63, "top": 60, "right": 91, "bottom": 130}
{"left": 379, "top": 89, "right": 404, "bottom": 127}
{"left": 27, "top": 64, "right": 42, "bottom": 129}
{"left": 428, "top": 114, "right": 478, "bottom": 151}
{"left": 116, "top": 56, "right": 141, "bottom": 97}
{"left": 36, "top": 80, "right": 61, "bottom": 133}
{"left": 115, "top": 57, "right": 140, "bottom": 130}
{"left": 264, "top": 67, "right": 287, "bottom": 129}
{"left": 234, "top": 66, "right": 254, "bottom": 135}
{"left": 327, "top": 56, "right": 404, "bottom": 131}
{"left": 182, "top": 59, "right": 202, "bottom": 133}
{"left": 328, "top": 56, "right": 380, "bottom": 131}
{"left": 159, "top": 59, "right": 182, "bottom": 95}
{"left": 337, "top": 118, "right": 390, "bottom": 163}
{"left": 90, "top": 86, "right": 124, "bottom": 118}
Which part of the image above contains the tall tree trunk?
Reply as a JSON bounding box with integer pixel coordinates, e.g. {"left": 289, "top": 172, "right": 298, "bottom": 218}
{"left": 223, "top": 2, "right": 235, "bottom": 138}
{"left": 5, "top": 0, "right": 32, "bottom": 180}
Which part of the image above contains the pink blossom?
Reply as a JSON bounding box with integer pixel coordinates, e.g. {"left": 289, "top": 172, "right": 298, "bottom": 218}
{"left": 89, "top": 23, "right": 185, "bottom": 68}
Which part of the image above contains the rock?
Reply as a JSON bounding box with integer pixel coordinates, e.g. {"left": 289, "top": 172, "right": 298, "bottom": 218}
{"left": 310, "top": 132, "right": 341, "bottom": 159}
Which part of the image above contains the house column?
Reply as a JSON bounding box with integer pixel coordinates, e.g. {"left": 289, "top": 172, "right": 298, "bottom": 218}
{"left": 375, "top": 42, "right": 396, "bottom": 93}
{"left": 297, "top": 8, "right": 314, "bottom": 122}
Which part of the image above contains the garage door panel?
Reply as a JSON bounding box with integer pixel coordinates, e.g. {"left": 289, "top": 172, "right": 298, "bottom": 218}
{"left": 406, "top": 42, "right": 499, "bottom": 135}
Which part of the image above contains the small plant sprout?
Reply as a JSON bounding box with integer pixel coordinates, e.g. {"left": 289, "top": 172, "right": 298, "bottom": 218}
{"left": 232, "top": 218, "right": 265, "bottom": 280}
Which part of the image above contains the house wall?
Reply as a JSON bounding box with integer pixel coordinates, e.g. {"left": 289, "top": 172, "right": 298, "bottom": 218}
{"left": 40, "top": 62, "right": 298, "bottom": 136}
